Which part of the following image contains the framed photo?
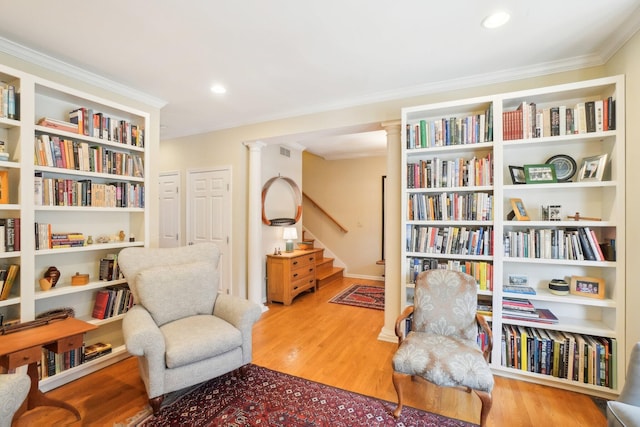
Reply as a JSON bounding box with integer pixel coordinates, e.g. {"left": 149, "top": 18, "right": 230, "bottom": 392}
{"left": 524, "top": 164, "right": 557, "bottom": 184}
{"left": 510, "top": 198, "right": 529, "bottom": 221}
{"left": 509, "top": 166, "right": 526, "bottom": 185}
{"left": 570, "top": 276, "right": 605, "bottom": 299}
{"left": 578, "top": 154, "right": 608, "bottom": 182}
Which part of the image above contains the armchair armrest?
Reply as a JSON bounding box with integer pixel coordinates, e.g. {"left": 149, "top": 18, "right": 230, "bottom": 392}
{"left": 394, "top": 306, "right": 414, "bottom": 346}
{"left": 122, "top": 305, "right": 165, "bottom": 357}
{"left": 213, "top": 294, "right": 262, "bottom": 365}
{"left": 213, "top": 294, "right": 262, "bottom": 331}
{"left": 476, "top": 313, "right": 493, "bottom": 361}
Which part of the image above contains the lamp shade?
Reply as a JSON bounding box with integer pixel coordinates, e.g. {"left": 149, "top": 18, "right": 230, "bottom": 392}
{"left": 282, "top": 227, "right": 298, "bottom": 240}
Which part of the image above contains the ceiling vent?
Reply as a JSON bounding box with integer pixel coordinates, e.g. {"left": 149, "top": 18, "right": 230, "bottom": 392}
{"left": 280, "top": 146, "right": 291, "bottom": 157}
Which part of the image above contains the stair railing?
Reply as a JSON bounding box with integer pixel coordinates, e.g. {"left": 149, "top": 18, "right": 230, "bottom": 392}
{"left": 302, "top": 192, "right": 349, "bottom": 233}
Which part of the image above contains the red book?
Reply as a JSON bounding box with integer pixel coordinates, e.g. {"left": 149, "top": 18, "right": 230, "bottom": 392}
{"left": 92, "top": 290, "right": 110, "bottom": 319}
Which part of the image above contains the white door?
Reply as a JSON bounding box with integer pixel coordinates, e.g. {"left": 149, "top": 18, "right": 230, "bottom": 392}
{"left": 187, "top": 167, "right": 232, "bottom": 294}
{"left": 158, "top": 172, "right": 180, "bottom": 248}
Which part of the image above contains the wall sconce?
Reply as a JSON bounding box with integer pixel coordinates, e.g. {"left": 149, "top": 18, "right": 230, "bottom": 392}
{"left": 282, "top": 227, "right": 298, "bottom": 252}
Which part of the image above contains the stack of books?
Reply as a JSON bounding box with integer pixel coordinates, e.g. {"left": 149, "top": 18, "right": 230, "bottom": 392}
{"left": 502, "top": 297, "right": 559, "bottom": 324}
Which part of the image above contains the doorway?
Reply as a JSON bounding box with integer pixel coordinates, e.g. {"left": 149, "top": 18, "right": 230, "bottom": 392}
{"left": 186, "top": 167, "right": 232, "bottom": 294}
{"left": 158, "top": 171, "right": 180, "bottom": 248}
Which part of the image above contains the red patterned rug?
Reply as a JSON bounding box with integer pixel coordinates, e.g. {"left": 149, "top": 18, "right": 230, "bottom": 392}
{"left": 329, "top": 284, "right": 385, "bottom": 310}
{"left": 127, "top": 364, "right": 474, "bottom": 426}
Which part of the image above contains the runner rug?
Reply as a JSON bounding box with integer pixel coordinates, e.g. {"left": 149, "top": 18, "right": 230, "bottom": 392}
{"left": 120, "top": 364, "right": 474, "bottom": 427}
{"left": 329, "top": 284, "right": 385, "bottom": 310}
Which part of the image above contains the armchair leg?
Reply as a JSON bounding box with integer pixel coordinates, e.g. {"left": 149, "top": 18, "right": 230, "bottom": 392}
{"left": 392, "top": 371, "right": 409, "bottom": 418}
{"left": 474, "top": 390, "right": 492, "bottom": 427}
{"left": 149, "top": 395, "right": 164, "bottom": 415}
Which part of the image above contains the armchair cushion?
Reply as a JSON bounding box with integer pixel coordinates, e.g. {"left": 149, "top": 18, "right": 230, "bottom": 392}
{"left": 135, "top": 260, "right": 218, "bottom": 326}
{"left": 161, "top": 314, "right": 242, "bottom": 369}
{"left": 607, "top": 401, "right": 640, "bottom": 427}
{"left": 393, "top": 331, "right": 494, "bottom": 392}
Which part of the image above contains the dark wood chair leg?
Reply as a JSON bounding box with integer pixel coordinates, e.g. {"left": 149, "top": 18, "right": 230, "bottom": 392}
{"left": 392, "top": 371, "right": 409, "bottom": 418}
{"left": 474, "top": 390, "right": 492, "bottom": 427}
{"left": 149, "top": 395, "right": 164, "bottom": 415}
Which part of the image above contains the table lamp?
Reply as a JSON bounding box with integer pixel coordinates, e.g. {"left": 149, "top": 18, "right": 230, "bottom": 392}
{"left": 282, "top": 227, "right": 297, "bottom": 252}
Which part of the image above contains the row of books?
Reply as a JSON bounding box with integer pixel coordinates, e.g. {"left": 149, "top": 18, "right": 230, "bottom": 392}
{"left": 406, "top": 258, "right": 493, "bottom": 290}
{"left": 35, "top": 134, "right": 144, "bottom": 178}
{"left": 503, "top": 227, "right": 609, "bottom": 261}
{"left": 34, "top": 224, "right": 85, "bottom": 250}
{"left": 407, "top": 225, "right": 493, "bottom": 257}
{"left": 91, "top": 284, "right": 133, "bottom": 320}
{"left": 34, "top": 175, "right": 145, "bottom": 208}
{"left": 407, "top": 191, "right": 493, "bottom": 221}
{"left": 406, "top": 105, "right": 493, "bottom": 148}
{"left": 406, "top": 154, "right": 493, "bottom": 189}
{"left": 503, "top": 97, "right": 615, "bottom": 141}
{"left": 0, "top": 218, "right": 20, "bottom": 252}
{"left": 501, "top": 325, "right": 617, "bottom": 389}
{"left": 99, "top": 254, "right": 121, "bottom": 281}
{"left": 0, "top": 264, "right": 19, "bottom": 300}
{"left": 0, "top": 83, "right": 18, "bottom": 120}
{"left": 69, "top": 108, "right": 144, "bottom": 147}
{"left": 39, "top": 342, "right": 113, "bottom": 379}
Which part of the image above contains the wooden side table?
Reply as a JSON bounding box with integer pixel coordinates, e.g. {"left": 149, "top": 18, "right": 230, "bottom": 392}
{"left": 0, "top": 317, "right": 97, "bottom": 423}
{"left": 267, "top": 249, "right": 321, "bottom": 305}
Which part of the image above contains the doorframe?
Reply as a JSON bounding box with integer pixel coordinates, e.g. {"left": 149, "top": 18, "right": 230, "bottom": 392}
{"left": 158, "top": 170, "right": 181, "bottom": 247}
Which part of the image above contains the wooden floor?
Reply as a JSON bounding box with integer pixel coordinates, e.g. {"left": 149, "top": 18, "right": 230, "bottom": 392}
{"left": 15, "top": 277, "right": 607, "bottom": 426}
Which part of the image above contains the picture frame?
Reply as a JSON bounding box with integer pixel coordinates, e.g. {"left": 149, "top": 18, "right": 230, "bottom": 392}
{"left": 570, "top": 275, "right": 605, "bottom": 299}
{"left": 524, "top": 163, "right": 557, "bottom": 184}
{"left": 510, "top": 198, "right": 529, "bottom": 221}
{"left": 578, "top": 154, "right": 608, "bottom": 182}
{"left": 508, "top": 166, "right": 526, "bottom": 185}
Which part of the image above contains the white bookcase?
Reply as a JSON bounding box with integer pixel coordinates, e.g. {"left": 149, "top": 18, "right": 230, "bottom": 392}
{"left": 0, "top": 63, "right": 149, "bottom": 391}
{"left": 400, "top": 75, "right": 625, "bottom": 398}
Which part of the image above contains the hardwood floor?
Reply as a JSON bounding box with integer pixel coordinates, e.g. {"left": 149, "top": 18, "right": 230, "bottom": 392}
{"left": 15, "top": 277, "right": 607, "bottom": 426}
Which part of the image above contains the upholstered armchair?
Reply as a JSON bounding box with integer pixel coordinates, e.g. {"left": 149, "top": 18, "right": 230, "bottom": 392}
{"left": 0, "top": 373, "right": 30, "bottom": 427}
{"left": 608, "top": 341, "right": 640, "bottom": 427}
{"left": 392, "top": 269, "right": 494, "bottom": 427}
{"left": 118, "top": 243, "right": 262, "bottom": 414}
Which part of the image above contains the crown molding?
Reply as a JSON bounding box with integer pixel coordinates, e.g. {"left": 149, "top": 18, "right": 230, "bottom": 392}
{"left": 0, "top": 36, "right": 167, "bottom": 109}
{"left": 597, "top": 5, "right": 640, "bottom": 63}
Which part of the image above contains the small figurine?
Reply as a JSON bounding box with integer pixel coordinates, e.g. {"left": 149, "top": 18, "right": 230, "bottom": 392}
{"left": 119, "top": 230, "right": 126, "bottom": 241}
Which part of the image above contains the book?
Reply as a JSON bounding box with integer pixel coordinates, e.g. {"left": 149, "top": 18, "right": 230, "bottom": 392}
{"left": 0, "top": 264, "right": 19, "bottom": 300}
{"left": 0, "top": 170, "right": 8, "bottom": 203}
{"left": 503, "top": 285, "right": 536, "bottom": 295}
{"left": 37, "top": 117, "right": 79, "bottom": 133}
{"left": 91, "top": 290, "right": 110, "bottom": 319}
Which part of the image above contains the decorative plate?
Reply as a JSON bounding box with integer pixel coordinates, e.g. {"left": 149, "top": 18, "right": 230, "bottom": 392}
{"left": 546, "top": 154, "right": 577, "bottom": 182}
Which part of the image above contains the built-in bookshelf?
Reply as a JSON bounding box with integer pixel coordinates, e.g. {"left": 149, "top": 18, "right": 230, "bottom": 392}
{"left": 0, "top": 62, "right": 150, "bottom": 392}
{"left": 400, "top": 75, "right": 625, "bottom": 398}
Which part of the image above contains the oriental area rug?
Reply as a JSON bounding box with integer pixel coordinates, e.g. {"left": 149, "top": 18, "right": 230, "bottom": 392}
{"left": 329, "top": 284, "right": 385, "bottom": 310}
{"left": 120, "top": 364, "right": 474, "bottom": 427}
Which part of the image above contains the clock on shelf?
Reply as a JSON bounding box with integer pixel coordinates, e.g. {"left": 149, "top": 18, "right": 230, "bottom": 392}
{"left": 546, "top": 154, "right": 577, "bottom": 182}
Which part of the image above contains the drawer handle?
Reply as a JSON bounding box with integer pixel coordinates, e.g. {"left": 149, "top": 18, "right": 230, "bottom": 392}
{"left": 292, "top": 273, "right": 298, "bottom": 278}
{"left": 292, "top": 261, "right": 299, "bottom": 265}
{"left": 293, "top": 286, "right": 299, "bottom": 290}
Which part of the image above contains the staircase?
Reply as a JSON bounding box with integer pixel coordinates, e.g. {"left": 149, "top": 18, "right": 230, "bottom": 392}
{"left": 302, "top": 232, "right": 344, "bottom": 288}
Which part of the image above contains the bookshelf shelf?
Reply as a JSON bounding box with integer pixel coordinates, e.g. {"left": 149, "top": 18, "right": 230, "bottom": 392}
{"left": 0, "top": 63, "right": 150, "bottom": 392}
{"left": 401, "top": 75, "right": 625, "bottom": 397}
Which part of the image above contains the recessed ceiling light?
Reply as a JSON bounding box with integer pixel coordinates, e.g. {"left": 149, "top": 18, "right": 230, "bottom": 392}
{"left": 210, "top": 84, "right": 227, "bottom": 94}
{"left": 482, "top": 11, "right": 510, "bottom": 29}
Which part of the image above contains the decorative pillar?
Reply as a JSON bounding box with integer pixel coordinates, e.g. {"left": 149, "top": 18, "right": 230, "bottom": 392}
{"left": 378, "top": 120, "right": 401, "bottom": 342}
{"left": 244, "top": 141, "right": 268, "bottom": 311}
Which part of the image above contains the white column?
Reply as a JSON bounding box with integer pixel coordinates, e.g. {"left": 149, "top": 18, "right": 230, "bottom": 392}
{"left": 378, "top": 120, "right": 401, "bottom": 343}
{"left": 244, "top": 141, "right": 268, "bottom": 311}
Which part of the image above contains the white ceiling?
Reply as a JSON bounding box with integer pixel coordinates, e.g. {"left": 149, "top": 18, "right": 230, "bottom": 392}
{"left": 0, "top": 1, "right": 639, "bottom": 159}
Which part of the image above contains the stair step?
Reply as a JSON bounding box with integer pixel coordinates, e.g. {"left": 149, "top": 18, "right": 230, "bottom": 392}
{"left": 315, "top": 256, "right": 334, "bottom": 276}
{"left": 316, "top": 266, "right": 344, "bottom": 288}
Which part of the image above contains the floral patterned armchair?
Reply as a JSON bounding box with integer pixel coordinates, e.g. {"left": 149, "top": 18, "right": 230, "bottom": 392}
{"left": 392, "top": 269, "right": 494, "bottom": 426}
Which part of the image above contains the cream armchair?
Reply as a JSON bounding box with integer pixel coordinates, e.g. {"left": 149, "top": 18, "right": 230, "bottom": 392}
{"left": 608, "top": 341, "right": 640, "bottom": 427}
{"left": 392, "top": 269, "right": 494, "bottom": 427}
{"left": 0, "top": 373, "right": 30, "bottom": 427}
{"left": 118, "top": 243, "right": 262, "bottom": 414}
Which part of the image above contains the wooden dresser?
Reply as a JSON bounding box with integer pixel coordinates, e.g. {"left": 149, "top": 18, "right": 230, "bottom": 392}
{"left": 266, "top": 249, "right": 321, "bottom": 305}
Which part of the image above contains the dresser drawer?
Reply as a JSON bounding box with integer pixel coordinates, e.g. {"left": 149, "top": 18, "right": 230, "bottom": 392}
{"left": 290, "top": 263, "right": 315, "bottom": 281}
{"left": 290, "top": 253, "right": 316, "bottom": 269}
